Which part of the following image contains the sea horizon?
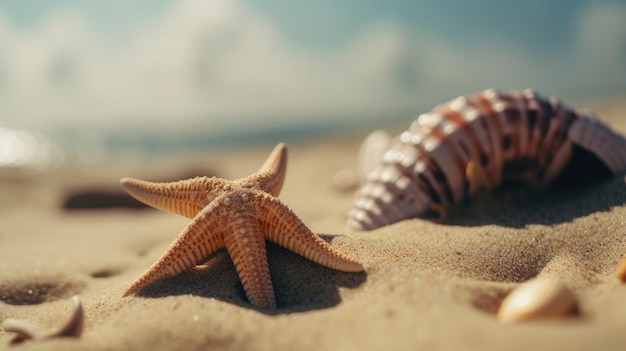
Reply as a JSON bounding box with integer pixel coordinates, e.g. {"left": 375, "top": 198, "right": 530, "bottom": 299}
{"left": 0, "top": 115, "right": 392, "bottom": 174}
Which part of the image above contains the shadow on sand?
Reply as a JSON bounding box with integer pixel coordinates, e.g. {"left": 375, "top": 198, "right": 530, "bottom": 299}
{"left": 137, "top": 238, "right": 367, "bottom": 314}
{"left": 441, "top": 147, "right": 626, "bottom": 228}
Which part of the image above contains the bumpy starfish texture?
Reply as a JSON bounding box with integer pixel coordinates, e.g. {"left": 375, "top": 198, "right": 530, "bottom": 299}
{"left": 120, "top": 143, "right": 364, "bottom": 309}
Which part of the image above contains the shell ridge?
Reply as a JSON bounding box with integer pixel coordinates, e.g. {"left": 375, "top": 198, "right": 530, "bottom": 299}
{"left": 475, "top": 91, "right": 505, "bottom": 185}
{"left": 348, "top": 89, "right": 626, "bottom": 231}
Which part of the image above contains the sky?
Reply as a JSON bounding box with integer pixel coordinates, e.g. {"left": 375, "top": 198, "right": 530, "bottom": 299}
{"left": 0, "top": 0, "right": 625, "bottom": 134}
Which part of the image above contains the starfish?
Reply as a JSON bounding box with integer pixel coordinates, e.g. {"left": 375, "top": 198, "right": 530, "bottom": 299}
{"left": 120, "top": 143, "right": 364, "bottom": 309}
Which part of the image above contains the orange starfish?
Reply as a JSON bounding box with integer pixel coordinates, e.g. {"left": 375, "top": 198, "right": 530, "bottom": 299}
{"left": 120, "top": 143, "right": 364, "bottom": 309}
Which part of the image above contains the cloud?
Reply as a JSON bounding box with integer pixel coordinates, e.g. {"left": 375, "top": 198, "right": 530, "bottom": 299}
{"left": 0, "top": 0, "right": 624, "bottom": 133}
{"left": 0, "top": 0, "right": 415, "bottom": 131}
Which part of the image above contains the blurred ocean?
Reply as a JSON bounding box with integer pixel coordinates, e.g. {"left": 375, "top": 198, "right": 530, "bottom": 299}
{"left": 2, "top": 0, "right": 626, "bottom": 174}
{"left": 0, "top": 119, "right": 379, "bottom": 173}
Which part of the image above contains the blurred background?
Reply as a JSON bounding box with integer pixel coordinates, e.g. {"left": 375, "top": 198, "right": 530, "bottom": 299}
{"left": 1, "top": 0, "right": 625, "bottom": 172}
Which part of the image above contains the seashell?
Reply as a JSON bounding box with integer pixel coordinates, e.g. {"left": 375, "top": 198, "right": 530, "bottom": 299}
{"left": 348, "top": 89, "right": 626, "bottom": 230}
{"left": 357, "top": 130, "right": 392, "bottom": 183}
{"left": 616, "top": 257, "right": 626, "bottom": 282}
{"left": 333, "top": 169, "right": 359, "bottom": 192}
{"left": 497, "top": 278, "right": 577, "bottom": 323}
{"left": 3, "top": 295, "right": 84, "bottom": 343}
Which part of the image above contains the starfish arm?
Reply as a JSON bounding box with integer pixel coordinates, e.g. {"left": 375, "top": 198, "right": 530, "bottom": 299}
{"left": 246, "top": 143, "right": 287, "bottom": 197}
{"left": 259, "top": 194, "right": 364, "bottom": 273}
{"left": 120, "top": 177, "right": 223, "bottom": 218}
{"left": 123, "top": 203, "right": 226, "bottom": 296}
{"left": 224, "top": 216, "right": 276, "bottom": 309}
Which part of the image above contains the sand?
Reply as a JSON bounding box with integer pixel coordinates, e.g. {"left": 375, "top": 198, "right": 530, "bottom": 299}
{"left": 2, "top": 98, "right": 626, "bottom": 350}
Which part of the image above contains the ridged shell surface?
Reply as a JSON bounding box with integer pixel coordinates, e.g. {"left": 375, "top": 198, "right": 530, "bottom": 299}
{"left": 348, "top": 89, "right": 626, "bottom": 231}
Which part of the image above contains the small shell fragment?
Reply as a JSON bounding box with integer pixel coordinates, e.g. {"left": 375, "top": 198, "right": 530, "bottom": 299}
{"left": 497, "top": 279, "right": 577, "bottom": 323}
{"left": 333, "top": 169, "right": 359, "bottom": 192}
{"left": 3, "top": 295, "right": 84, "bottom": 343}
{"left": 616, "top": 257, "right": 626, "bottom": 282}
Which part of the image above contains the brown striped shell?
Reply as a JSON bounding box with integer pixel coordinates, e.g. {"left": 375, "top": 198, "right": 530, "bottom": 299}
{"left": 348, "top": 89, "right": 626, "bottom": 231}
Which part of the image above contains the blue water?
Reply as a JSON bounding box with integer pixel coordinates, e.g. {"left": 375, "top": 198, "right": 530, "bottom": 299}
{"left": 0, "top": 118, "right": 387, "bottom": 173}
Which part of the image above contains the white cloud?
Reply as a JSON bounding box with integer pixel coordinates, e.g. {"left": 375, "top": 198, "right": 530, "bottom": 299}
{"left": 0, "top": 0, "right": 624, "bottom": 133}
{"left": 0, "top": 0, "right": 416, "bottom": 131}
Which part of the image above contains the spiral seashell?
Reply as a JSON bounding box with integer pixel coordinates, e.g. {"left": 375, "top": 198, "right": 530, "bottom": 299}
{"left": 348, "top": 89, "right": 626, "bottom": 231}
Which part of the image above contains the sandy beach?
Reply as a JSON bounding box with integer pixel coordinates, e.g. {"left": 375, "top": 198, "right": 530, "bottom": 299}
{"left": 1, "top": 97, "right": 626, "bottom": 351}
